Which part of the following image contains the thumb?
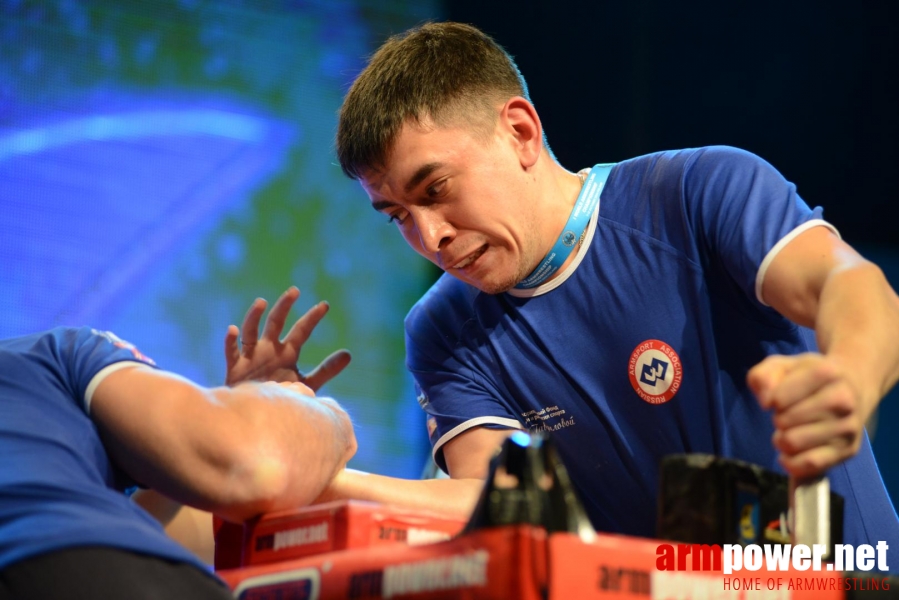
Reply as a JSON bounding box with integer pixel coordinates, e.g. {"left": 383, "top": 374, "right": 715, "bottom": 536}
{"left": 747, "top": 355, "right": 793, "bottom": 409}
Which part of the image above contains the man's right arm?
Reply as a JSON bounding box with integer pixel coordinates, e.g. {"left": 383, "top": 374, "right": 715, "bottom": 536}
{"left": 443, "top": 427, "right": 517, "bottom": 479}
{"left": 314, "top": 427, "right": 515, "bottom": 518}
{"left": 90, "top": 365, "right": 356, "bottom": 523}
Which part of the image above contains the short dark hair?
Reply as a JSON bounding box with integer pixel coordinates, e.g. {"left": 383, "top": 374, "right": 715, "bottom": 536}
{"left": 336, "top": 22, "right": 531, "bottom": 180}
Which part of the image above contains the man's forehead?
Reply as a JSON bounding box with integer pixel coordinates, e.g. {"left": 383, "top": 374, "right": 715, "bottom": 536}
{"left": 359, "top": 167, "right": 402, "bottom": 207}
{"left": 359, "top": 115, "right": 490, "bottom": 193}
{"left": 363, "top": 159, "right": 445, "bottom": 193}
{"left": 360, "top": 145, "right": 442, "bottom": 189}
{"left": 359, "top": 166, "right": 389, "bottom": 194}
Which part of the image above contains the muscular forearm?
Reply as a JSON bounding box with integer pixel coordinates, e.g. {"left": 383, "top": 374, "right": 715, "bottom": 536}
{"left": 815, "top": 260, "right": 899, "bottom": 410}
{"left": 751, "top": 229, "right": 899, "bottom": 477}
{"left": 94, "top": 368, "right": 355, "bottom": 523}
{"left": 201, "top": 383, "right": 356, "bottom": 520}
{"left": 315, "top": 469, "right": 484, "bottom": 519}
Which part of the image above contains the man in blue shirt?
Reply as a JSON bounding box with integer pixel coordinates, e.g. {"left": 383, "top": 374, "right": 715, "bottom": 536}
{"left": 232, "top": 22, "right": 899, "bottom": 568}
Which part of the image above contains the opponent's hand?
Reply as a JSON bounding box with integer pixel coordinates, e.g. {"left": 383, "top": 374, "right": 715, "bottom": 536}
{"left": 224, "top": 286, "right": 351, "bottom": 390}
{"left": 748, "top": 352, "right": 876, "bottom": 478}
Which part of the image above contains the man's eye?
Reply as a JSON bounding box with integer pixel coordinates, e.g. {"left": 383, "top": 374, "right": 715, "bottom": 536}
{"left": 387, "top": 212, "right": 406, "bottom": 225}
{"left": 426, "top": 180, "right": 446, "bottom": 197}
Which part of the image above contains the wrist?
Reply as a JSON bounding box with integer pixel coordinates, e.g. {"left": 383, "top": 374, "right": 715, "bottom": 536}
{"left": 825, "top": 351, "right": 881, "bottom": 421}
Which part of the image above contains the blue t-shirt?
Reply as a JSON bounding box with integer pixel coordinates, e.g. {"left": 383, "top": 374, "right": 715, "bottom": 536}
{"left": 406, "top": 146, "right": 899, "bottom": 566}
{"left": 0, "top": 326, "right": 210, "bottom": 573}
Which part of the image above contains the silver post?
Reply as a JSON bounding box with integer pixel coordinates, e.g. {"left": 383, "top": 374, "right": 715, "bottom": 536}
{"left": 790, "top": 475, "right": 830, "bottom": 552}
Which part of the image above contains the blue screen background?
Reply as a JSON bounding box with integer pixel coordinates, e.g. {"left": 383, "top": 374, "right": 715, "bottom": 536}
{"left": 0, "top": 0, "right": 443, "bottom": 478}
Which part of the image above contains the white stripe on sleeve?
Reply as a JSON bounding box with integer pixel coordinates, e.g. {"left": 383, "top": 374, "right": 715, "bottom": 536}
{"left": 83, "top": 361, "right": 145, "bottom": 414}
{"left": 755, "top": 219, "right": 840, "bottom": 306}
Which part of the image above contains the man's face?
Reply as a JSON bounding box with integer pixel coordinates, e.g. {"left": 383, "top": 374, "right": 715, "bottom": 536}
{"left": 360, "top": 117, "right": 543, "bottom": 294}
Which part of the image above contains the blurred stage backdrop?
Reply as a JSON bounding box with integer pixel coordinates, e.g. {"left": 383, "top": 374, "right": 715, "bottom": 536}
{"left": 2, "top": 1, "right": 898, "bottom": 498}
{"left": 0, "top": 0, "right": 442, "bottom": 478}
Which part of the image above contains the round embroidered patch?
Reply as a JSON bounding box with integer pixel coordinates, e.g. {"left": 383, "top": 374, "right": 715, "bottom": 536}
{"left": 628, "top": 339, "right": 683, "bottom": 404}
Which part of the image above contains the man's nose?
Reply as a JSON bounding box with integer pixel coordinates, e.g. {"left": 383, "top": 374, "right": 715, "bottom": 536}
{"left": 416, "top": 211, "right": 454, "bottom": 255}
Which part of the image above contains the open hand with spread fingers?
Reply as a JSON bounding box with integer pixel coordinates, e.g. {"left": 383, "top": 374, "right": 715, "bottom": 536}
{"left": 224, "top": 286, "right": 351, "bottom": 390}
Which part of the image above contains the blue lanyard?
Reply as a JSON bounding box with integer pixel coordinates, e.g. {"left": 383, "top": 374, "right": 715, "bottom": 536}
{"left": 515, "top": 163, "right": 614, "bottom": 290}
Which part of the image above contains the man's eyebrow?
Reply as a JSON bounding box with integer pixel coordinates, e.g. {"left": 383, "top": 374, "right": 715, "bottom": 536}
{"left": 371, "top": 199, "right": 394, "bottom": 212}
{"left": 404, "top": 162, "right": 442, "bottom": 194}
{"left": 370, "top": 162, "right": 444, "bottom": 212}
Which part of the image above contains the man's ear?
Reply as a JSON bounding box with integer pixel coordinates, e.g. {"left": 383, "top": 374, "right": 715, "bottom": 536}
{"left": 499, "top": 97, "right": 543, "bottom": 169}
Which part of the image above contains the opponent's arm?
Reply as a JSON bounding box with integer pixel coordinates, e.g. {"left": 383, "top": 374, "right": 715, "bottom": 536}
{"left": 748, "top": 226, "right": 899, "bottom": 477}
{"left": 314, "top": 470, "right": 484, "bottom": 519}
{"left": 314, "top": 427, "right": 514, "bottom": 518}
{"left": 92, "top": 366, "right": 356, "bottom": 522}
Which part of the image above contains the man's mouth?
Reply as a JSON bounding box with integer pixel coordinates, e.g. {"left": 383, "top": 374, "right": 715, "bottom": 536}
{"left": 452, "top": 245, "right": 487, "bottom": 270}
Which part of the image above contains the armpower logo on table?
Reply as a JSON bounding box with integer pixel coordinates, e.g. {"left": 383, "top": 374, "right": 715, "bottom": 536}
{"left": 254, "top": 522, "right": 329, "bottom": 553}
{"left": 219, "top": 525, "right": 544, "bottom": 600}
{"left": 597, "top": 565, "right": 650, "bottom": 595}
{"left": 214, "top": 500, "right": 467, "bottom": 569}
{"left": 348, "top": 550, "right": 489, "bottom": 599}
{"left": 230, "top": 552, "right": 490, "bottom": 600}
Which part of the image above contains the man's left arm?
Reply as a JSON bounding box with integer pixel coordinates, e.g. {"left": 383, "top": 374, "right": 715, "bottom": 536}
{"left": 748, "top": 226, "right": 899, "bottom": 477}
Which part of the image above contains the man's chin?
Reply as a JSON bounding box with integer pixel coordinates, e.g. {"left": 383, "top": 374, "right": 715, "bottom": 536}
{"left": 452, "top": 273, "right": 518, "bottom": 295}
